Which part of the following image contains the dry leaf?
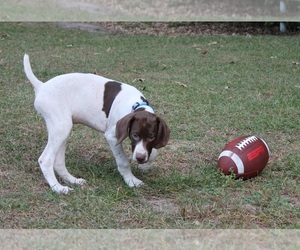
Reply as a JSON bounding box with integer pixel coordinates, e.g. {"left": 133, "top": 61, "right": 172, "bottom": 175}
{"left": 175, "top": 81, "right": 187, "bottom": 88}
{"left": 208, "top": 41, "right": 218, "bottom": 46}
{"left": 132, "top": 78, "right": 145, "bottom": 83}
{"left": 180, "top": 207, "right": 186, "bottom": 219}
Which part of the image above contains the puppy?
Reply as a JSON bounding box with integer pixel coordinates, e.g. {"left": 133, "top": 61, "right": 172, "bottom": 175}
{"left": 23, "top": 54, "right": 170, "bottom": 194}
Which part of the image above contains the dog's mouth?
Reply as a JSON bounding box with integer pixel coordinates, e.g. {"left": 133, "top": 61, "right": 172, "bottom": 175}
{"left": 133, "top": 154, "right": 148, "bottom": 164}
{"left": 136, "top": 158, "right": 148, "bottom": 164}
{"left": 132, "top": 147, "right": 149, "bottom": 164}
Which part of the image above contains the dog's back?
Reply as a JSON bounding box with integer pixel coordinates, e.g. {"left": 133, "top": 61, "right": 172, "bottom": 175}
{"left": 23, "top": 54, "right": 146, "bottom": 132}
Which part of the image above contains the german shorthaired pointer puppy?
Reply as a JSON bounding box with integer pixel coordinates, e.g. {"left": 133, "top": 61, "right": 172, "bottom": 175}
{"left": 23, "top": 54, "right": 170, "bottom": 194}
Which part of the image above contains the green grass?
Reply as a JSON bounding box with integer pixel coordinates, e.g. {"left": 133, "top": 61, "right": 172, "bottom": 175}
{"left": 0, "top": 22, "right": 299, "bottom": 229}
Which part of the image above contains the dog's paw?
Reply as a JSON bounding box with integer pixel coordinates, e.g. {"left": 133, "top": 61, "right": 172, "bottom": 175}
{"left": 51, "top": 184, "right": 73, "bottom": 194}
{"left": 125, "top": 177, "right": 144, "bottom": 187}
{"left": 74, "top": 178, "right": 86, "bottom": 185}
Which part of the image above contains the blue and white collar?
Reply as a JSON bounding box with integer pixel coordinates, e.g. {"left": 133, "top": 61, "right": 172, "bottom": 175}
{"left": 132, "top": 101, "right": 154, "bottom": 113}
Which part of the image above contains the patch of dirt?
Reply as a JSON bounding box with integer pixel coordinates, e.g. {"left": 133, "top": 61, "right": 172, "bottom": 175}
{"left": 59, "top": 22, "right": 300, "bottom": 36}
{"left": 148, "top": 198, "right": 179, "bottom": 215}
{"left": 105, "top": 22, "right": 300, "bottom": 36}
{"left": 58, "top": 22, "right": 115, "bottom": 34}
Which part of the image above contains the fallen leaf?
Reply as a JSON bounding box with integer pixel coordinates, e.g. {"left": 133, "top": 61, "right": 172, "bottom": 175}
{"left": 208, "top": 41, "right": 218, "bottom": 46}
{"left": 132, "top": 78, "right": 145, "bottom": 83}
{"left": 180, "top": 207, "right": 186, "bottom": 219}
{"left": 175, "top": 81, "right": 187, "bottom": 88}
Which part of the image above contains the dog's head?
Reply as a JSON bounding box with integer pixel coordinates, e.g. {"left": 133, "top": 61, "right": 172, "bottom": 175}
{"left": 116, "top": 111, "right": 170, "bottom": 164}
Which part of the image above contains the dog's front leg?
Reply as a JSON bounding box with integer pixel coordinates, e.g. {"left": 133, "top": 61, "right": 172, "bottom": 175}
{"left": 105, "top": 127, "right": 144, "bottom": 187}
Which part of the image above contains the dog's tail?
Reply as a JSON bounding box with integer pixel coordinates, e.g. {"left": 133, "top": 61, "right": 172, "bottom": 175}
{"left": 23, "top": 54, "right": 43, "bottom": 90}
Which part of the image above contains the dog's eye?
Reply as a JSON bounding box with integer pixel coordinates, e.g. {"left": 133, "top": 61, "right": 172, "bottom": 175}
{"left": 131, "top": 133, "right": 140, "bottom": 141}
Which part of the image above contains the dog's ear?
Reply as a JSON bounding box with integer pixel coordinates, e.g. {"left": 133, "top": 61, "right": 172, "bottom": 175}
{"left": 116, "top": 113, "right": 135, "bottom": 144}
{"left": 154, "top": 117, "right": 170, "bottom": 149}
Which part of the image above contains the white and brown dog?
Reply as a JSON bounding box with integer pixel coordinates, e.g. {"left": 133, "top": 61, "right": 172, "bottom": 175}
{"left": 23, "top": 54, "right": 170, "bottom": 194}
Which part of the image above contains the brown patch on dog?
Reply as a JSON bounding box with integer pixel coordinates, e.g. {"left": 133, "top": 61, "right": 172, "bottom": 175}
{"left": 102, "top": 81, "right": 122, "bottom": 118}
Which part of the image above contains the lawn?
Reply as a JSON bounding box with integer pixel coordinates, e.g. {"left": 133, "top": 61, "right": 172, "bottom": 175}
{"left": 0, "top": 22, "right": 299, "bottom": 229}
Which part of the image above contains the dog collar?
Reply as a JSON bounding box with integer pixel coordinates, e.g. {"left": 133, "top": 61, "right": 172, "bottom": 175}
{"left": 132, "top": 101, "right": 154, "bottom": 112}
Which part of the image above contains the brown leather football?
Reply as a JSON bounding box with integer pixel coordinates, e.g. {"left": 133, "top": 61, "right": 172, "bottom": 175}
{"left": 218, "top": 135, "right": 270, "bottom": 179}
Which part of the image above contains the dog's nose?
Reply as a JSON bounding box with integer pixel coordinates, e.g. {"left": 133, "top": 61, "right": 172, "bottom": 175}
{"left": 136, "top": 153, "right": 147, "bottom": 163}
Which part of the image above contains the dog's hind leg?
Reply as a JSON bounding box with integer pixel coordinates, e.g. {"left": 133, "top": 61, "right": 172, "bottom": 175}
{"left": 38, "top": 119, "right": 74, "bottom": 194}
{"left": 54, "top": 140, "right": 86, "bottom": 185}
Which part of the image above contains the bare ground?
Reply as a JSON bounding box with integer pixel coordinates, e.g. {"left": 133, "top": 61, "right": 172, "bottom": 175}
{"left": 58, "top": 22, "right": 300, "bottom": 36}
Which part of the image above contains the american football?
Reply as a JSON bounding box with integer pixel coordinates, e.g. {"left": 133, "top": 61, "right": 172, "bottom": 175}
{"left": 218, "top": 135, "right": 270, "bottom": 179}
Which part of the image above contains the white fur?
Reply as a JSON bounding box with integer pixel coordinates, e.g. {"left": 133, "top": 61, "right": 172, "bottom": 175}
{"left": 138, "top": 149, "right": 157, "bottom": 172}
{"left": 132, "top": 140, "right": 148, "bottom": 162}
{"left": 23, "top": 54, "right": 158, "bottom": 194}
